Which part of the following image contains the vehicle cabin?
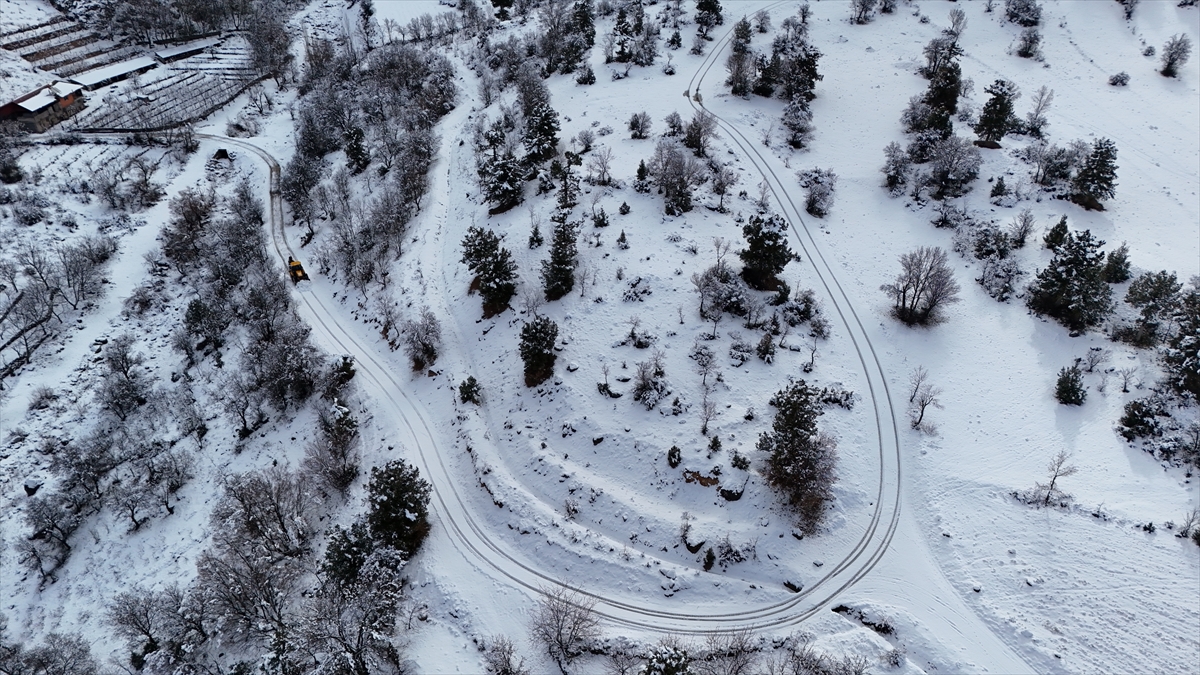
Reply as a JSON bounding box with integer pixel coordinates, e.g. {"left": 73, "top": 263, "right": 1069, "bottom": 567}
{"left": 287, "top": 257, "right": 310, "bottom": 283}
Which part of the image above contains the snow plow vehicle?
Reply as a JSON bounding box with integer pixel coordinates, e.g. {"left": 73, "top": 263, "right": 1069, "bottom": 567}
{"left": 287, "top": 257, "right": 310, "bottom": 283}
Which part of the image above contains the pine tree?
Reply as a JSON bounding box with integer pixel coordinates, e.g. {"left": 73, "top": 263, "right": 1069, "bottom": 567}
{"left": 696, "top": 0, "right": 724, "bottom": 36}
{"left": 461, "top": 226, "right": 519, "bottom": 312}
{"left": 1125, "top": 270, "right": 1181, "bottom": 345}
{"left": 1054, "top": 365, "right": 1086, "bottom": 405}
{"left": 738, "top": 214, "right": 794, "bottom": 289}
{"left": 974, "top": 79, "right": 1020, "bottom": 143}
{"left": 1102, "top": 243, "right": 1131, "bottom": 283}
{"left": 1072, "top": 138, "right": 1118, "bottom": 208}
{"left": 1164, "top": 281, "right": 1200, "bottom": 397}
{"left": 364, "top": 460, "right": 431, "bottom": 558}
{"left": 990, "top": 177, "right": 1008, "bottom": 198}
{"left": 479, "top": 150, "right": 524, "bottom": 213}
{"left": 1044, "top": 215, "right": 1068, "bottom": 249}
{"left": 759, "top": 380, "right": 837, "bottom": 533}
{"left": 732, "top": 16, "right": 752, "bottom": 53}
{"left": 520, "top": 315, "right": 559, "bottom": 386}
{"left": 1027, "top": 229, "right": 1114, "bottom": 332}
{"left": 524, "top": 100, "right": 561, "bottom": 164}
{"left": 781, "top": 97, "right": 814, "bottom": 148}
{"left": 541, "top": 219, "right": 578, "bottom": 301}
{"left": 344, "top": 126, "right": 370, "bottom": 174}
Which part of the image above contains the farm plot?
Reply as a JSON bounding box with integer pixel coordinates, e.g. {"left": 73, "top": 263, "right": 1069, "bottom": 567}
{"left": 67, "top": 44, "right": 258, "bottom": 131}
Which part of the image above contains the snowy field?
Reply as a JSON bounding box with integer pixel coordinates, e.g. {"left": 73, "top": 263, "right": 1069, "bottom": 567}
{"left": 1, "top": 1, "right": 1198, "bottom": 673}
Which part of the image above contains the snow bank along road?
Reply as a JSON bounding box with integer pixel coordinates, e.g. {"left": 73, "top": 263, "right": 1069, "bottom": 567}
{"left": 76, "top": 8, "right": 1031, "bottom": 655}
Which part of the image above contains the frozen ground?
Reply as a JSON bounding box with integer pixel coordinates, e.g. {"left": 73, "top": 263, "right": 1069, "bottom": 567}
{"left": 1, "top": 1, "right": 1197, "bottom": 673}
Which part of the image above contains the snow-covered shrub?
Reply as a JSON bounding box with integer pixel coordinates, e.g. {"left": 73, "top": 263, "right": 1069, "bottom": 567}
{"left": 1016, "top": 27, "right": 1041, "bottom": 58}
{"left": 632, "top": 351, "right": 669, "bottom": 409}
{"left": 1161, "top": 34, "right": 1192, "bottom": 78}
{"left": 623, "top": 276, "right": 652, "bottom": 302}
{"left": 1005, "top": 0, "right": 1042, "bottom": 26}
{"left": 1118, "top": 397, "right": 1166, "bottom": 441}
{"left": 401, "top": 307, "right": 442, "bottom": 370}
{"left": 1109, "top": 71, "right": 1130, "bottom": 86}
{"left": 781, "top": 289, "right": 823, "bottom": 327}
{"left": 979, "top": 255, "right": 1024, "bottom": 301}
{"left": 640, "top": 641, "right": 690, "bottom": 675}
{"left": 729, "top": 334, "right": 753, "bottom": 366}
{"left": 797, "top": 168, "right": 837, "bottom": 217}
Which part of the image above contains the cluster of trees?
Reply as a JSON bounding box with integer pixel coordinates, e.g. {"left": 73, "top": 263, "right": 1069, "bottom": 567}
{"left": 0, "top": 627, "right": 102, "bottom": 675}
{"left": 473, "top": 65, "right": 562, "bottom": 213}
{"left": 1026, "top": 226, "right": 1119, "bottom": 332}
{"left": 490, "top": 589, "right": 868, "bottom": 675}
{"left": 20, "top": 352, "right": 202, "bottom": 584}
{"left": 281, "top": 39, "right": 455, "bottom": 291}
{"left": 1, "top": 234, "right": 118, "bottom": 381}
{"left": 74, "top": 0, "right": 294, "bottom": 83}
{"left": 725, "top": 7, "right": 823, "bottom": 148}
{"left": 98, "top": 459, "right": 431, "bottom": 673}
{"left": 886, "top": 9, "right": 982, "bottom": 200}
{"left": 603, "top": 1, "right": 659, "bottom": 67}
{"left": 164, "top": 182, "right": 326, "bottom": 423}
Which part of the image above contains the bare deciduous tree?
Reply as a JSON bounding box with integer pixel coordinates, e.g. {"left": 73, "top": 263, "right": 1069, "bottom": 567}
{"left": 401, "top": 307, "right": 442, "bottom": 370}
{"left": 911, "top": 380, "right": 943, "bottom": 431}
{"left": 529, "top": 586, "right": 602, "bottom": 675}
{"left": 586, "top": 147, "right": 614, "bottom": 185}
{"left": 907, "top": 366, "right": 929, "bottom": 404}
{"left": 485, "top": 635, "right": 530, "bottom": 675}
{"left": 1038, "top": 450, "right": 1078, "bottom": 507}
{"left": 1081, "top": 348, "right": 1110, "bottom": 373}
{"left": 881, "top": 246, "right": 961, "bottom": 326}
{"left": 696, "top": 630, "right": 759, "bottom": 675}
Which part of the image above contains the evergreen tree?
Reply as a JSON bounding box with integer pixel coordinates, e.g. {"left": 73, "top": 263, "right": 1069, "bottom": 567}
{"left": 781, "top": 97, "right": 814, "bottom": 148}
{"left": 520, "top": 315, "right": 559, "bottom": 386}
{"left": 990, "top": 177, "right": 1008, "bottom": 198}
{"left": 1102, "top": 243, "right": 1131, "bottom": 283}
{"left": 732, "top": 16, "right": 752, "bottom": 53}
{"left": 759, "top": 380, "right": 837, "bottom": 533}
{"left": 1027, "top": 229, "right": 1114, "bottom": 331}
{"left": 881, "top": 142, "right": 910, "bottom": 194}
{"left": 1125, "top": 270, "right": 1181, "bottom": 345}
{"left": 344, "top": 126, "right": 370, "bottom": 174}
{"left": 696, "top": 0, "right": 724, "bottom": 36}
{"left": 541, "top": 218, "right": 578, "bottom": 301}
{"left": 739, "top": 213, "right": 794, "bottom": 289}
{"left": 1072, "top": 138, "right": 1118, "bottom": 208}
{"left": 461, "top": 226, "right": 519, "bottom": 312}
{"left": 1044, "top": 215, "right": 1069, "bottom": 249}
{"left": 479, "top": 150, "right": 524, "bottom": 213}
{"left": 1164, "top": 281, "right": 1200, "bottom": 397}
{"left": 974, "top": 80, "right": 1020, "bottom": 143}
{"left": 365, "top": 460, "right": 431, "bottom": 558}
{"left": 524, "top": 100, "right": 561, "bottom": 164}
{"left": 529, "top": 221, "right": 544, "bottom": 248}
{"left": 1054, "top": 365, "right": 1086, "bottom": 405}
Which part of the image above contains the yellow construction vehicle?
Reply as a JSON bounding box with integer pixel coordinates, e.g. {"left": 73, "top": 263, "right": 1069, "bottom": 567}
{"left": 287, "top": 257, "right": 310, "bottom": 283}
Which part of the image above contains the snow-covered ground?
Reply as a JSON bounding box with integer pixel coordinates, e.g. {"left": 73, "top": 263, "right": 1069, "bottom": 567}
{"left": 2, "top": 1, "right": 1197, "bottom": 673}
